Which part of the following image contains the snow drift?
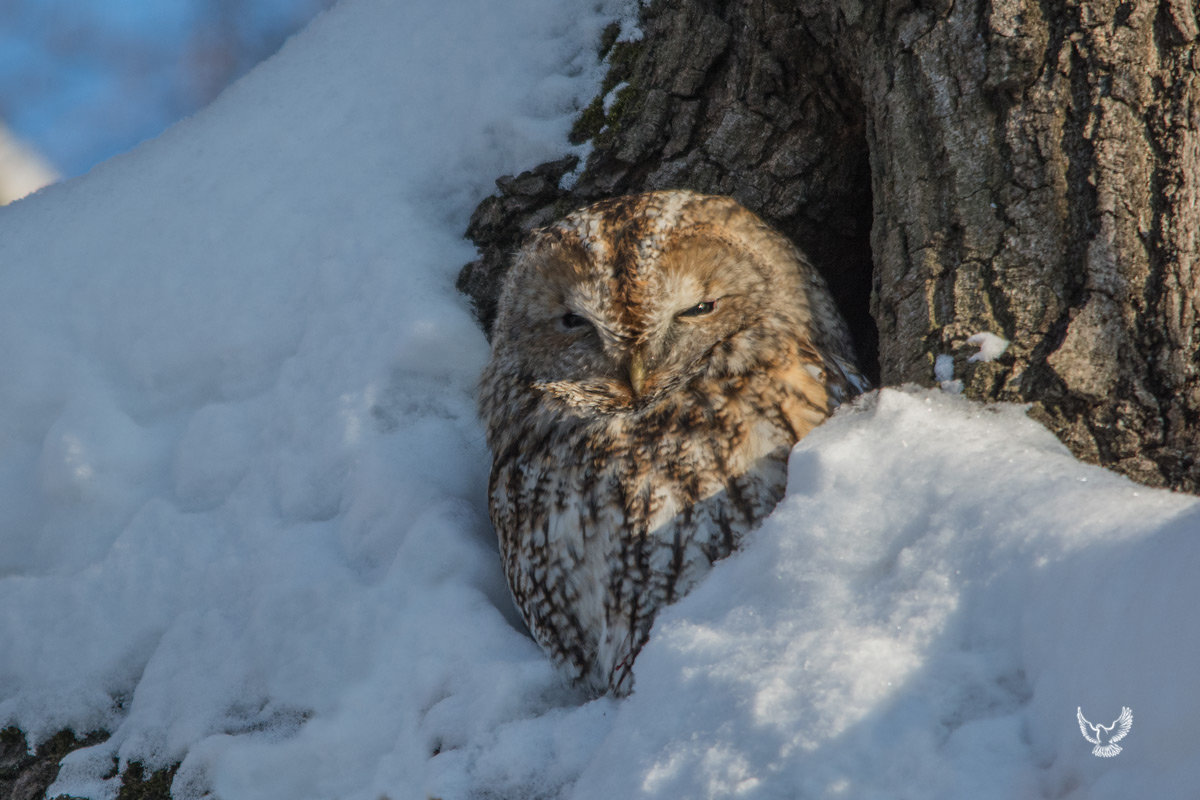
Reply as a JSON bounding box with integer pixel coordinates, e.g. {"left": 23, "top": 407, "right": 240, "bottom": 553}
{"left": 0, "top": 0, "right": 1196, "bottom": 798}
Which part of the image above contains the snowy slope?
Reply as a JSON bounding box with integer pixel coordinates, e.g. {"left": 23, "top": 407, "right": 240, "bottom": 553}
{"left": 573, "top": 389, "right": 1200, "bottom": 799}
{"left": 1, "top": 0, "right": 1197, "bottom": 798}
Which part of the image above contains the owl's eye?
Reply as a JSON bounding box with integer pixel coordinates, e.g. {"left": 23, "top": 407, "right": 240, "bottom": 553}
{"left": 677, "top": 300, "right": 716, "bottom": 318}
{"left": 559, "top": 312, "right": 589, "bottom": 330}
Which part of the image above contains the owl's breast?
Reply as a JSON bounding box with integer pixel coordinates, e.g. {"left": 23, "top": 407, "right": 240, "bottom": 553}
{"left": 487, "top": 369, "right": 806, "bottom": 694}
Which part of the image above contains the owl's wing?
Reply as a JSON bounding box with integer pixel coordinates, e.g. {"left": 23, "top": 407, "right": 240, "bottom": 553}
{"left": 1110, "top": 707, "right": 1133, "bottom": 743}
{"left": 819, "top": 350, "right": 871, "bottom": 408}
{"left": 1077, "top": 707, "right": 1099, "bottom": 744}
{"left": 829, "top": 352, "right": 871, "bottom": 398}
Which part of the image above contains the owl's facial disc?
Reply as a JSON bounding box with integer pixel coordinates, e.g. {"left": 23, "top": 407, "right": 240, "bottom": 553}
{"left": 523, "top": 229, "right": 770, "bottom": 412}
{"left": 615, "top": 291, "right": 747, "bottom": 404}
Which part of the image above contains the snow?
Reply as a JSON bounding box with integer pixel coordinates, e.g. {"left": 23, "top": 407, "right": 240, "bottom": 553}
{"left": 967, "top": 331, "right": 1010, "bottom": 362}
{"left": 0, "top": 123, "right": 57, "bottom": 203}
{"left": 935, "top": 332, "right": 1009, "bottom": 393}
{"left": 571, "top": 389, "right": 1200, "bottom": 799}
{"left": 1, "top": 0, "right": 1197, "bottom": 799}
{"left": 934, "top": 354, "right": 962, "bottom": 393}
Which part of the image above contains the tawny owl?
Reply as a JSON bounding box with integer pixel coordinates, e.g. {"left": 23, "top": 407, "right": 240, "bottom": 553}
{"left": 479, "top": 190, "right": 866, "bottom": 696}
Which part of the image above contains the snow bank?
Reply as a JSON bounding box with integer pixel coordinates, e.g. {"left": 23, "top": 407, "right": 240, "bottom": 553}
{"left": 0, "top": 122, "right": 57, "bottom": 203}
{"left": 0, "top": 0, "right": 623, "bottom": 796}
{"left": 1, "top": 0, "right": 1197, "bottom": 798}
{"left": 576, "top": 388, "right": 1200, "bottom": 800}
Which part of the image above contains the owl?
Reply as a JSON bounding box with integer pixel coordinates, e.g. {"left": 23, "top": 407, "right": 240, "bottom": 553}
{"left": 479, "top": 190, "right": 866, "bottom": 696}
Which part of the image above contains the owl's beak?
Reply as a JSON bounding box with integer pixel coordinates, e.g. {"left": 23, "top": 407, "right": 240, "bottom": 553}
{"left": 627, "top": 351, "right": 647, "bottom": 398}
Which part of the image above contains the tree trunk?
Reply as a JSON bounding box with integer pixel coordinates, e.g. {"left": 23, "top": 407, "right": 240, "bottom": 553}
{"left": 459, "top": 0, "right": 1200, "bottom": 493}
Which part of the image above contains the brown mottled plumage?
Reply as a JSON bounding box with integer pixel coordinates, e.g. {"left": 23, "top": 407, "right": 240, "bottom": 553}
{"left": 479, "top": 191, "right": 866, "bottom": 696}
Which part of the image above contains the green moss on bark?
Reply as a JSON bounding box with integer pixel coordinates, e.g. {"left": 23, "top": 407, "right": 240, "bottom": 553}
{"left": 568, "top": 39, "right": 643, "bottom": 146}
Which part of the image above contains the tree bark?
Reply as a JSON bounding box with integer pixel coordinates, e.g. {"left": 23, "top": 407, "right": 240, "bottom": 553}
{"left": 459, "top": 0, "right": 1200, "bottom": 493}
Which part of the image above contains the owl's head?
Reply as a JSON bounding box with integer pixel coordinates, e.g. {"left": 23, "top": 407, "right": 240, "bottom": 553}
{"left": 485, "top": 191, "right": 853, "bottom": 416}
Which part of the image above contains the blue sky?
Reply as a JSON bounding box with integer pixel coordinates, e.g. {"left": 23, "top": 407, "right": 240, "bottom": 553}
{"left": 0, "top": 0, "right": 327, "bottom": 177}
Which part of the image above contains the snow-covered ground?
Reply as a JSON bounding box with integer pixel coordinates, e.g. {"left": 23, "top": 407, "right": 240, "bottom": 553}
{"left": 1, "top": 0, "right": 1197, "bottom": 798}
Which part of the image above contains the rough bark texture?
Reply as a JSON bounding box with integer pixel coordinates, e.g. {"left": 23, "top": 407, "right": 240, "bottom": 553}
{"left": 459, "top": 1, "right": 877, "bottom": 381}
{"left": 459, "top": 0, "right": 1200, "bottom": 493}
{"left": 858, "top": 0, "right": 1200, "bottom": 489}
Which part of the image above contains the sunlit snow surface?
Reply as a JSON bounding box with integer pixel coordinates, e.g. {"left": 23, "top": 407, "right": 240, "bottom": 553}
{"left": 1, "top": 0, "right": 1198, "bottom": 798}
